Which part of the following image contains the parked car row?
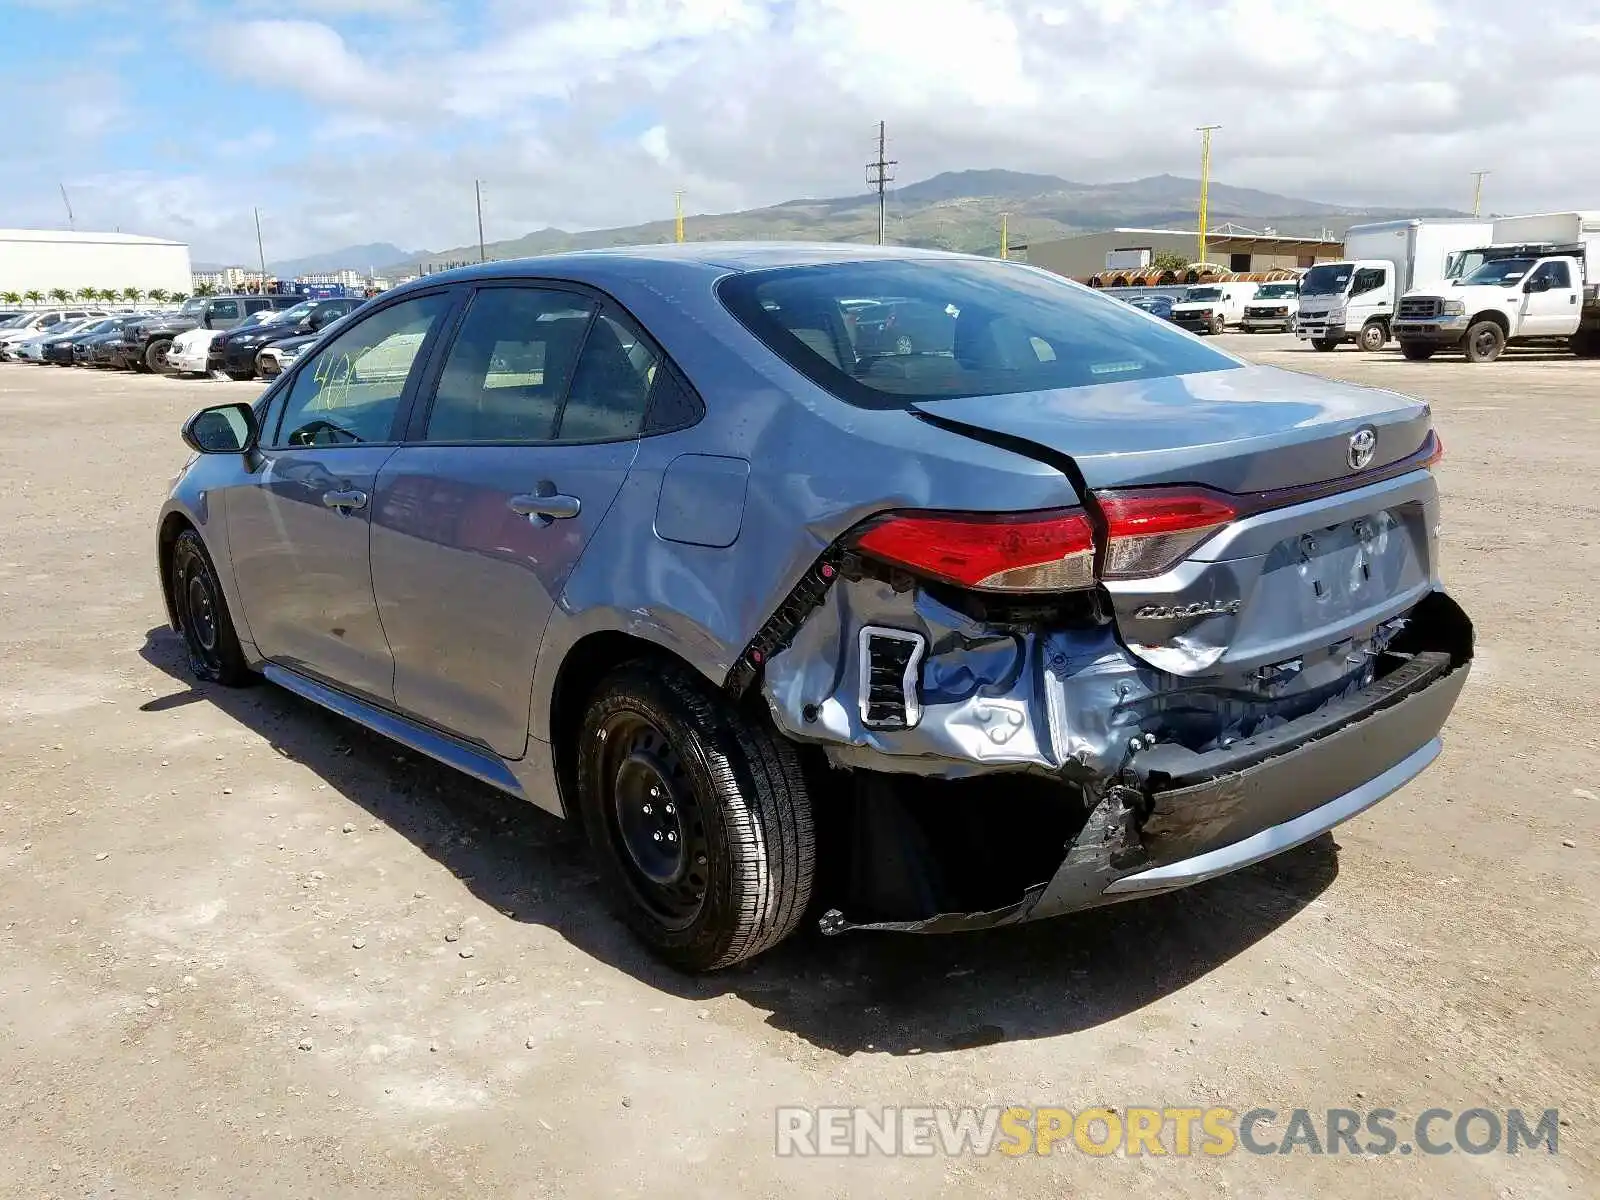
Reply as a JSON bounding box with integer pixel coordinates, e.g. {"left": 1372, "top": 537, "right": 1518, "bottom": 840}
{"left": 1112, "top": 281, "right": 1300, "bottom": 335}
{"left": 0, "top": 292, "right": 366, "bottom": 380}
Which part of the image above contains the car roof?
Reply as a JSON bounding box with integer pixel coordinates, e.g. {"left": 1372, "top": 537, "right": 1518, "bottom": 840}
{"left": 396, "top": 241, "right": 981, "bottom": 291}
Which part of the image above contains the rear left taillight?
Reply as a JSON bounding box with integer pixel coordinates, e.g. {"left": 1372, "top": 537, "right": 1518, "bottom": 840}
{"left": 1096, "top": 487, "right": 1238, "bottom": 579}
{"left": 854, "top": 508, "right": 1096, "bottom": 592}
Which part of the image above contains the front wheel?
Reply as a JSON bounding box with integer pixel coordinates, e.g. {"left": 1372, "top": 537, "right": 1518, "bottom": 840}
{"left": 227, "top": 368, "right": 255, "bottom": 382}
{"left": 576, "top": 660, "right": 815, "bottom": 972}
{"left": 168, "top": 529, "right": 253, "bottom": 687}
{"left": 1312, "top": 337, "right": 1340, "bottom": 352}
{"left": 1400, "top": 342, "right": 1437, "bottom": 361}
{"left": 144, "top": 338, "right": 173, "bottom": 373}
{"left": 1464, "top": 320, "right": 1506, "bottom": 363}
{"left": 1358, "top": 321, "right": 1387, "bottom": 353}
{"left": 1208, "top": 314, "right": 1225, "bottom": 335}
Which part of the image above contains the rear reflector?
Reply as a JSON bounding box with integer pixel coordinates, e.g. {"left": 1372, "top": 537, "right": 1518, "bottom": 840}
{"left": 854, "top": 507, "right": 1096, "bottom": 592}
{"left": 1097, "top": 487, "right": 1238, "bottom": 579}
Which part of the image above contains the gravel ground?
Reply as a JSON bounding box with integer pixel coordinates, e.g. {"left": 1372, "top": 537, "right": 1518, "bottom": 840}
{"left": 0, "top": 336, "right": 1595, "bottom": 1198}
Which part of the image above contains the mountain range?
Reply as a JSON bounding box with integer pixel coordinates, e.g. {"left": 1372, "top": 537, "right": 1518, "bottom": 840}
{"left": 203, "top": 171, "right": 1470, "bottom": 277}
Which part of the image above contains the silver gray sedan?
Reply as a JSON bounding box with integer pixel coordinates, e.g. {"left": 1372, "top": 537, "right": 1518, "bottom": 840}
{"left": 158, "top": 244, "right": 1472, "bottom": 971}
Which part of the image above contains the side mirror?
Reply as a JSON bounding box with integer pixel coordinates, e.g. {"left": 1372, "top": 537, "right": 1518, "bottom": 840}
{"left": 182, "top": 402, "right": 258, "bottom": 454}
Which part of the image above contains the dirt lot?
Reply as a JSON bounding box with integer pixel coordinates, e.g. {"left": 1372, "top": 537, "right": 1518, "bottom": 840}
{"left": 1, "top": 336, "right": 1595, "bottom": 1198}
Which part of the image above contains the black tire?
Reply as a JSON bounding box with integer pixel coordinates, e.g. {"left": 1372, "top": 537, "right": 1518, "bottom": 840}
{"left": 1358, "top": 321, "right": 1387, "bottom": 353}
{"left": 168, "top": 529, "right": 253, "bottom": 687}
{"left": 144, "top": 338, "right": 173, "bottom": 373}
{"left": 1571, "top": 330, "right": 1600, "bottom": 358}
{"left": 1464, "top": 320, "right": 1505, "bottom": 363}
{"left": 226, "top": 369, "right": 255, "bottom": 382}
{"left": 1312, "top": 337, "right": 1340, "bottom": 352}
{"left": 576, "top": 659, "right": 815, "bottom": 972}
{"left": 1208, "top": 313, "right": 1225, "bottom": 335}
{"left": 1400, "top": 341, "right": 1437, "bottom": 361}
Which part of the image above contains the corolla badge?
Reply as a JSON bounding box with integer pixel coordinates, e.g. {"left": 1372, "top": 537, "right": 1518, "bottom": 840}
{"left": 1133, "top": 599, "right": 1241, "bottom": 620}
{"left": 1348, "top": 427, "right": 1377, "bottom": 470}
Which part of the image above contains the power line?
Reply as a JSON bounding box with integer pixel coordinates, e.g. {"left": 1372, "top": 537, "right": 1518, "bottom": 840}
{"left": 865, "top": 120, "right": 897, "bottom": 246}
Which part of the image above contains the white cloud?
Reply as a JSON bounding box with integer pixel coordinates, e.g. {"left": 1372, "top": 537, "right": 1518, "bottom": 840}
{"left": 16, "top": 0, "right": 1600, "bottom": 259}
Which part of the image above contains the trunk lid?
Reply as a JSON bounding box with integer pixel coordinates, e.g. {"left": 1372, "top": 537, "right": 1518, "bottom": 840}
{"left": 913, "top": 365, "right": 1438, "bottom": 677}
{"left": 909, "top": 364, "right": 1430, "bottom": 492}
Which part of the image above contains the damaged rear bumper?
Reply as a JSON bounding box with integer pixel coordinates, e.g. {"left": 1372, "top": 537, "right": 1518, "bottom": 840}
{"left": 820, "top": 640, "right": 1468, "bottom": 935}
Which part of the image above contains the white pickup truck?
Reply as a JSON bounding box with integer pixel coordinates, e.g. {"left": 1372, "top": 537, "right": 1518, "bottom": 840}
{"left": 1393, "top": 212, "right": 1600, "bottom": 363}
{"left": 1239, "top": 281, "right": 1300, "bottom": 332}
{"left": 1295, "top": 219, "right": 1493, "bottom": 352}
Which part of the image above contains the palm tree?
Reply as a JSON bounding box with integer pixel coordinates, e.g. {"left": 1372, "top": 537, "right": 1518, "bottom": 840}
{"left": 96, "top": 287, "right": 118, "bottom": 303}
{"left": 147, "top": 288, "right": 169, "bottom": 305}
{"left": 1, "top": 291, "right": 20, "bottom": 305}
{"left": 194, "top": 282, "right": 217, "bottom": 298}
{"left": 76, "top": 286, "right": 98, "bottom": 303}
{"left": 120, "top": 286, "right": 143, "bottom": 304}
{"left": 48, "top": 287, "right": 70, "bottom": 303}
{"left": 23, "top": 290, "right": 43, "bottom": 305}
{"left": 169, "top": 292, "right": 189, "bottom": 304}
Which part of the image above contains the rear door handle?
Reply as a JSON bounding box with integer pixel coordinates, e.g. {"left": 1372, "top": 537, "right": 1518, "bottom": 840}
{"left": 509, "top": 490, "right": 581, "bottom": 522}
{"left": 322, "top": 488, "right": 368, "bottom": 512}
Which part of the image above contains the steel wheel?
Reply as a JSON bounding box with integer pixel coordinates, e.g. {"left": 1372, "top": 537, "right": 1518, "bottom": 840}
{"left": 597, "top": 710, "right": 709, "bottom": 929}
{"left": 167, "top": 529, "right": 252, "bottom": 686}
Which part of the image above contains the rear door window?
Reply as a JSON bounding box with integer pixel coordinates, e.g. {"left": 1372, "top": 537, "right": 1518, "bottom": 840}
{"left": 718, "top": 258, "right": 1237, "bottom": 409}
{"left": 209, "top": 300, "right": 241, "bottom": 322}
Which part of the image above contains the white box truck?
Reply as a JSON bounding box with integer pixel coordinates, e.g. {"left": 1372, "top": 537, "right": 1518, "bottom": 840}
{"left": 1295, "top": 219, "right": 1494, "bottom": 352}
{"left": 1392, "top": 211, "right": 1600, "bottom": 362}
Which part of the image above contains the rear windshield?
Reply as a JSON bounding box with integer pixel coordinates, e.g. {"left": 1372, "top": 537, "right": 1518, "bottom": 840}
{"left": 717, "top": 258, "right": 1237, "bottom": 409}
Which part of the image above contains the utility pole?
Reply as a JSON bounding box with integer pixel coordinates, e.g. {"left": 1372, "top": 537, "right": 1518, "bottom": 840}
{"left": 1195, "top": 124, "right": 1221, "bottom": 268}
{"left": 59, "top": 183, "right": 75, "bottom": 230}
{"left": 1471, "top": 170, "right": 1491, "bottom": 217}
{"left": 475, "top": 180, "right": 486, "bottom": 262}
{"left": 999, "top": 212, "right": 1009, "bottom": 260}
{"left": 674, "top": 190, "right": 685, "bottom": 243}
{"left": 865, "top": 120, "right": 897, "bottom": 245}
{"left": 254, "top": 207, "right": 267, "bottom": 287}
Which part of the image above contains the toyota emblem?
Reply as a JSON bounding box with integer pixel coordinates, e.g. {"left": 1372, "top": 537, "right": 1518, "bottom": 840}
{"left": 1348, "top": 428, "right": 1377, "bottom": 471}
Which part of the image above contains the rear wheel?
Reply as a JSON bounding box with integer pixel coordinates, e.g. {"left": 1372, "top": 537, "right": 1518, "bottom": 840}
{"left": 1571, "top": 330, "right": 1600, "bottom": 358}
{"left": 1400, "top": 341, "right": 1437, "bottom": 361}
{"left": 227, "top": 368, "right": 255, "bottom": 382}
{"left": 1358, "top": 321, "right": 1387, "bottom": 353}
{"left": 1312, "top": 337, "right": 1340, "bottom": 352}
{"left": 168, "top": 529, "right": 253, "bottom": 687}
{"left": 576, "top": 660, "right": 815, "bottom": 972}
{"left": 1464, "top": 320, "right": 1505, "bottom": 363}
{"left": 144, "top": 338, "right": 173, "bottom": 373}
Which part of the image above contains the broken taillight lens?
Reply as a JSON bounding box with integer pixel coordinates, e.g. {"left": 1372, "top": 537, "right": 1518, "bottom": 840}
{"left": 854, "top": 508, "right": 1096, "bottom": 592}
{"left": 1097, "top": 487, "right": 1238, "bottom": 579}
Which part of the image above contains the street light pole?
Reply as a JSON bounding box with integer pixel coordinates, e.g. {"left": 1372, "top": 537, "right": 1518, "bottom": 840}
{"left": 1196, "top": 124, "right": 1221, "bottom": 268}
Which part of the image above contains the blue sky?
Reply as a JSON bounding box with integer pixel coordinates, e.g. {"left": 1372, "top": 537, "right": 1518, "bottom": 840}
{"left": 3, "top": 0, "right": 1598, "bottom": 264}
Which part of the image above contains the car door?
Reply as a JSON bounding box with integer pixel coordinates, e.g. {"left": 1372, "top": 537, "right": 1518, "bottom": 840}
{"left": 1348, "top": 266, "right": 1387, "bottom": 327}
{"left": 1519, "top": 261, "right": 1579, "bottom": 336}
{"left": 223, "top": 290, "right": 457, "bottom": 703}
{"left": 369, "top": 284, "right": 662, "bottom": 758}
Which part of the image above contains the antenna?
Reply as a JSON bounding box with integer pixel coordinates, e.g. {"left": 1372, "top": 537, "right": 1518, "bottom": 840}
{"left": 59, "top": 183, "right": 75, "bottom": 230}
{"left": 865, "top": 121, "right": 897, "bottom": 245}
{"left": 254, "top": 207, "right": 267, "bottom": 286}
{"left": 675, "top": 190, "right": 685, "bottom": 243}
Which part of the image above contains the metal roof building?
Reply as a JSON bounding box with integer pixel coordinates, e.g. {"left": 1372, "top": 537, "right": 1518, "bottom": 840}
{"left": 0, "top": 229, "right": 192, "bottom": 296}
{"left": 1023, "top": 226, "right": 1344, "bottom": 279}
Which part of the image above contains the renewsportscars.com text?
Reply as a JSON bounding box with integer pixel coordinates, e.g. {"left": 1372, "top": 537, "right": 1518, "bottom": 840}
{"left": 774, "top": 1106, "right": 1561, "bottom": 1158}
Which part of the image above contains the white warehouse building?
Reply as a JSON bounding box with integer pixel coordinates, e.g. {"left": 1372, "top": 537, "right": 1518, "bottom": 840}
{"left": 0, "top": 229, "right": 192, "bottom": 297}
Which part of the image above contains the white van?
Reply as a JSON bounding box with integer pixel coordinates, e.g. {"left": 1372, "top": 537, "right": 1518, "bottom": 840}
{"left": 1168, "top": 283, "right": 1258, "bottom": 334}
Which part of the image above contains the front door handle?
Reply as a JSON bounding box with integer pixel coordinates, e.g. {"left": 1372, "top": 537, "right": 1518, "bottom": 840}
{"left": 509, "top": 490, "right": 581, "bottom": 522}
{"left": 322, "top": 488, "right": 368, "bottom": 512}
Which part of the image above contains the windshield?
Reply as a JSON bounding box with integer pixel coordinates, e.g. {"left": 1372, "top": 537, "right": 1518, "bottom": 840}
{"left": 1462, "top": 258, "right": 1535, "bottom": 287}
{"left": 718, "top": 258, "right": 1237, "bottom": 410}
{"left": 1445, "top": 249, "right": 1488, "bottom": 280}
{"left": 0, "top": 313, "right": 31, "bottom": 328}
{"left": 1299, "top": 264, "right": 1353, "bottom": 296}
{"left": 270, "top": 300, "right": 317, "bottom": 325}
{"left": 179, "top": 298, "right": 207, "bottom": 315}
{"left": 1254, "top": 283, "right": 1298, "bottom": 299}
{"left": 1182, "top": 287, "right": 1222, "bottom": 302}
